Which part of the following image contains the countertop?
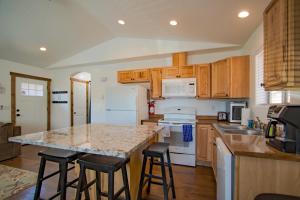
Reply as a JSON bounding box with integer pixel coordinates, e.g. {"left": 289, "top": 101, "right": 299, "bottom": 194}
{"left": 8, "top": 123, "right": 163, "bottom": 158}
{"left": 213, "top": 123, "right": 300, "bottom": 162}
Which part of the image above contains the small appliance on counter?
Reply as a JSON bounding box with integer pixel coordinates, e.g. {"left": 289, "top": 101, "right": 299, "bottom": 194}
{"left": 226, "top": 101, "right": 247, "bottom": 123}
{"left": 266, "top": 105, "right": 300, "bottom": 154}
{"left": 217, "top": 112, "right": 227, "bottom": 121}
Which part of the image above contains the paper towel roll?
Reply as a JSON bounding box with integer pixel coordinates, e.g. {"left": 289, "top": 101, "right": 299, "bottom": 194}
{"left": 241, "top": 108, "right": 251, "bottom": 126}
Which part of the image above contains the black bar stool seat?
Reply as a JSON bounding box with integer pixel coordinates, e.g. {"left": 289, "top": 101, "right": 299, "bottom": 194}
{"left": 75, "top": 154, "right": 131, "bottom": 200}
{"left": 137, "top": 142, "right": 176, "bottom": 200}
{"left": 34, "top": 148, "right": 86, "bottom": 200}
{"left": 255, "top": 193, "right": 300, "bottom": 200}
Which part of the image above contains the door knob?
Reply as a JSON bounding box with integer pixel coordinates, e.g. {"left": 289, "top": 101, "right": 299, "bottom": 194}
{"left": 16, "top": 114, "right": 21, "bottom": 117}
{"left": 74, "top": 112, "right": 76, "bottom": 114}
{"left": 16, "top": 109, "right": 20, "bottom": 112}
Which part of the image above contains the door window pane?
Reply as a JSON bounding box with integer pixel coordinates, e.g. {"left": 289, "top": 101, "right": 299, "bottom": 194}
{"left": 20, "top": 82, "right": 44, "bottom": 97}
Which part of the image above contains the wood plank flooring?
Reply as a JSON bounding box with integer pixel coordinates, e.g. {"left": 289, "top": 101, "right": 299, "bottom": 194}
{"left": 0, "top": 145, "right": 216, "bottom": 200}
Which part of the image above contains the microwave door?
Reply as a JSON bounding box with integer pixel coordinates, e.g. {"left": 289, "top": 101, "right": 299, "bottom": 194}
{"left": 232, "top": 106, "right": 244, "bottom": 121}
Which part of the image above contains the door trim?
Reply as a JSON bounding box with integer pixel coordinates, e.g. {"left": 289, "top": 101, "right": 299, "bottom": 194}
{"left": 10, "top": 72, "right": 51, "bottom": 130}
{"left": 70, "top": 77, "right": 89, "bottom": 126}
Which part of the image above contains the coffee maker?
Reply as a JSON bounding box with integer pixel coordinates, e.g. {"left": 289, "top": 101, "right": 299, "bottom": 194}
{"left": 266, "top": 105, "right": 300, "bottom": 154}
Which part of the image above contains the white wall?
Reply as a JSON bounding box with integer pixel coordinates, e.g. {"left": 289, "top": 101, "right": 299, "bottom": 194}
{"left": 50, "top": 48, "right": 243, "bottom": 129}
{"left": 0, "top": 59, "right": 49, "bottom": 123}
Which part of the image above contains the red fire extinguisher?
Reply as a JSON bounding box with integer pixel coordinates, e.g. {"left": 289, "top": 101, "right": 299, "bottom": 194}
{"left": 149, "top": 101, "right": 155, "bottom": 115}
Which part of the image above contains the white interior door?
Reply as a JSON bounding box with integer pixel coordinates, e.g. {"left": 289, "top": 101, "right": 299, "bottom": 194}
{"left": 16, "top": 77, "right": 48, "bottom": 135}
{"left": 73, "top": 81, "right": 87, "bottom": 126}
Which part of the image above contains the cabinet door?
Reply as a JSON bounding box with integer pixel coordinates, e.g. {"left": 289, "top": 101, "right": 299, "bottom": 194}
{"left": 230, "top": 56, "right": 250, "bottom": 98}
{"left": 150, "top": 68, "right": 162, "bottom": 99}
{"left": 211, "top": 59, "right": 230, "bottom": 98}
{"left": 179, "top": 65, "right": 195, "bottom": 78}
{"left": 211, "top": 130, "right": 217, "bottom": 178}
{"left": 264, "top": 0, "right": 288, "bottom": 89}
{"left": 196, "top": 64, "right": 211, "bottom": 98}
{"left": 172, "top": 52, "right": 187, "bottom": 66}
{"left": 118, "top": 71, "right": 133, "bottom": 83}
{"left": 162, "top": 67, "right": 179, "bottom": 79}
{"left": 197, "top": 125, "right": 212, "bottom": 162}
{"left": 132, "top": 69, "right": 150, "bottom": 82}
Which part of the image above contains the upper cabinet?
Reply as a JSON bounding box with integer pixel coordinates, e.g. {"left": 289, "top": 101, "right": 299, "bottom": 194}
{"left": 162, "top": 65, "right": 195, "bottom": 79}
{"left": 172, "top": 52, "right": 187, "bottom": 66}
{"left": 263, "top": 0, "right": 300, "bottom": 90}
{"left": 196, "top": 64, "right": 211, "bottom": 98}
{"left": 211, "top": 59, "right": 230, "bottom": 98}
{"left": 150, "top": 68, "right": 163, "bottom": 99}
{"left": 118, "top": 69, "right": 150, "bottom": 83}
{"left": 211, "top": 56, "right": 250, "bottom": 98}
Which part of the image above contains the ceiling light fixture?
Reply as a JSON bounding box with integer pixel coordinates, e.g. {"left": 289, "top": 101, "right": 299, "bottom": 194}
{"left": 169, "top": 20, "right": 178, "bottom": 26}
{"left": 238, "top": 11, "right": 250, "bottom": 18}
{"left": 40, "top": 47, "right": 47, "bottom": 52}
{"left": 118, "top": 19, "right": 125, "bottom": 25}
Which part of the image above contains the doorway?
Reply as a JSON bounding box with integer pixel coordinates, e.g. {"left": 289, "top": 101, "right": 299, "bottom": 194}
{"left": 10, "top": 72, "right": 51, "bottom": 134}
{"left": 70, "top": 72, "right": 91, "bottom": 126}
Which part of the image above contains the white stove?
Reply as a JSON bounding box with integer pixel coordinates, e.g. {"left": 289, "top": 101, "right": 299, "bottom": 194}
{"left": 158, "top": 107, "right": 197, "bottom": 167}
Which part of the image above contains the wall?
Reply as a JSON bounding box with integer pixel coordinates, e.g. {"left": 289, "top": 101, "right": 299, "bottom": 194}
{"left": 50, "top": 48, "right": 242, "bottom": 129}
{"left": 0, "top": 59, "right": 49, "bottom": 123}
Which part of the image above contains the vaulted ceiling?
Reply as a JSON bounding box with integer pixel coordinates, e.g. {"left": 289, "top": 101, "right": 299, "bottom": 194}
{"left": 0, "top": 0, "right": 270, "bottom": 68}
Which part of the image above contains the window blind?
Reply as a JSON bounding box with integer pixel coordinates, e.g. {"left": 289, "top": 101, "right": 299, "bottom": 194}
{"left": 255, "top": 50, "right": 267, "bottom": 105}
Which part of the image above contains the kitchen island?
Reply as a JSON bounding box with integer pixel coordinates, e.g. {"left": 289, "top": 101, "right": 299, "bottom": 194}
{"left": 9, "top": 123, "right": 163, "bottom": 199}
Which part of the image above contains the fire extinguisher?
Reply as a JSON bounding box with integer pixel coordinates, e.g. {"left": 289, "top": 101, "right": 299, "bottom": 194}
{"left": 149, "top": 101, "right": 155, "bottom": 115}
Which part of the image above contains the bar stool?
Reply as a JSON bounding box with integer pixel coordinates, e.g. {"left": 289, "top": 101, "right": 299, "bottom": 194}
{"left": 255, "top": 193, "right": 300, "bottom": 200}
{"left": 75, "top": 154, "right": 131, "bottom": 200}
{"left": 137, "top": 142, "right": 176, "bottom": 200}
{"left": 33, "top": 148, "right": 87, "bottom": 200}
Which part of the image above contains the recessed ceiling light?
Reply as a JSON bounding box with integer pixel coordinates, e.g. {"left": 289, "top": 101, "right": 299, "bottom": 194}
{"left": 238, "top": 11, "right": 250, "bottom": 18}
{"left": 169, "top": 20, "right": 178, "bottom": 26}
{"left": 118, "top": 19, "right": 125, "bottom": 25}
{"left": 40, "top": 47, "right": 47, "bottom": 52}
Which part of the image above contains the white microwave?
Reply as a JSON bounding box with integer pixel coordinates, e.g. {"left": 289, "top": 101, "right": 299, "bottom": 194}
{"left": 162, "top": 78, "right": 196, "bottom": 97}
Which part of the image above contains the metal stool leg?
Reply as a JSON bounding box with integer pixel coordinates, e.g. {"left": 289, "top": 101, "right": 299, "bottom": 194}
{"left": 95, "top": 171, "right": 101, "bottom": 200}
{"left": 108, "top": 171, "right": 115, "bottom": 200}
{"left": 167, "top": 149, "right": 176, "bottom": 198}
{"left": 147, "top": 156, "right": 154, "bottom": 194}
{"left": 59, "top": 162, "right": 68, "bottom": 200}
{"left": 137, "top": 155, "right": 148, "bottom": 200}
{"left": 121, "top": 165, "right": 131, "bottom": 200}
{"left": 160, "top": 155, "right": 169, "bottom": 200}
{"left": 75, "top": 164, "right": 85, "bottom": 200}
{"left": 34, "top": 157, "right": 46, "bottom": 200}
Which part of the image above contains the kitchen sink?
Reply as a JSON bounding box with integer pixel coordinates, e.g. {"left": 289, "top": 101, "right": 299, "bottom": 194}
{"left": 216, "top": 124, "right": 262, "bottom": 135}
{"left": 223, "top": 129, "right": 262, "bottom": 135}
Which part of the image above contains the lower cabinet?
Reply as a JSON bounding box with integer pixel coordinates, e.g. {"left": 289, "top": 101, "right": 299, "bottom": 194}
{"left": 211, "top": 130, "right": 217, "bottom": 177}
{"left": 196, "top": 124, "right": 214, "bottom": 165}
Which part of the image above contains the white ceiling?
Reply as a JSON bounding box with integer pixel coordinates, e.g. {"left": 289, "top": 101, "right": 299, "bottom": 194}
{"left": 0, "top": 0, "right": 270, "bottom": 68}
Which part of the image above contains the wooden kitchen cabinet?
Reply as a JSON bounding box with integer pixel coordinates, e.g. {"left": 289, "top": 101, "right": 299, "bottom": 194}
{"left": 211, "top": 59, "right": 230, "bottom": 98}
{"left": 118, "top": 69, "right": 150, "bottom": 83}
{"left": 196, "top": 124, "right": 213, "bottom": 164}
{"left": 162, "top": 65, "right": 195, "bottom": 79}
{"left": 172, "top": 52, "right": 187, "bottom": 66}
{"left": 263, "top": 0, "right": 300, "bottom": 90}
{"left": 211, "top": 56, "right": 249, "bottom": 98}
{"left": 196, "top": 64, "right": 211, "bottom": 98}
{"left": 211, "top": 130, "right": 217, "bottom": 178}
{"left": 150, "top": 68, "right": 163, "bottom": 99}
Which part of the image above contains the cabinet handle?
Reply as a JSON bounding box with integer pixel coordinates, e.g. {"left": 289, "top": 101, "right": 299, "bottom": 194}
{"left": 260, "top": 83, "right": 265, "bottom": 87}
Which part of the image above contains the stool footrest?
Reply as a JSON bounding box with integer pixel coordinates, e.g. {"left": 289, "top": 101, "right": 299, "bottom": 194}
{"left": 99, "top": 186, "right": 126, "bottom": 199}
{"left": 82, "top": 179, "right": 96, "bottom": 191}
{"left": 145, "top": 174, "right": 163, "bottom": 180}
{"left": 41, "top": 165, "right": 75, "bottom": 182}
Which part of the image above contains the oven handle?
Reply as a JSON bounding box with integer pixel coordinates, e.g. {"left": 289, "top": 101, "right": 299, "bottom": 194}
{"left": 158, "top": 123, "right": 196, "bottom": 128}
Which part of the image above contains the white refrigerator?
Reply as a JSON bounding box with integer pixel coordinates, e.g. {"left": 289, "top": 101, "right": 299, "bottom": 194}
{"left": 105, "top": 85, "right": 149, "bottom": 125}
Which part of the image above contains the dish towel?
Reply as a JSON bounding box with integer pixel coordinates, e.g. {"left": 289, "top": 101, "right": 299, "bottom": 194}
{"left": 183, "top": 124, "right": 193, "bottom": 142}
{"left": 161, "top": 126, "right": 171, "bottom": 137}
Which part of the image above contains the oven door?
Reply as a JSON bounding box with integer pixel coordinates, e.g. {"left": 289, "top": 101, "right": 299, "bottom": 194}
{"left": 158, "top": 123, "right": 195, "bottom": 155}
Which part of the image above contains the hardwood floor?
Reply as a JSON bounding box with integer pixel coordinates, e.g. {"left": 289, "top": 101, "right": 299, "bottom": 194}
{"left": 0, "top": 145, "right": 216, "bottom": 200}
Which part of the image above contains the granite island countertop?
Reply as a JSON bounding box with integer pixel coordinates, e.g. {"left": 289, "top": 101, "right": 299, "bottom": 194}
{"left": 9, "top": 123, "right": 163, "bottom": 158}
{"left": 213, "top": 123, "right": 300, "bottom": 162}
